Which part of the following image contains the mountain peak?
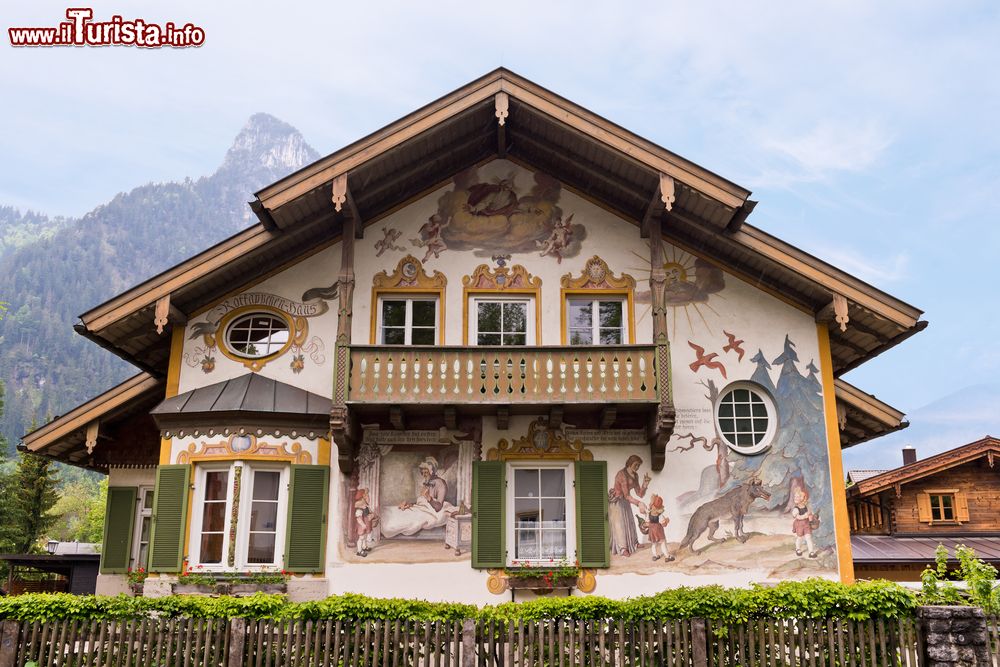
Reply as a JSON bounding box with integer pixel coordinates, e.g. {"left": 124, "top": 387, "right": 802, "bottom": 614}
{"left": 220, "top": 113, "right": 319, "bottom": 176}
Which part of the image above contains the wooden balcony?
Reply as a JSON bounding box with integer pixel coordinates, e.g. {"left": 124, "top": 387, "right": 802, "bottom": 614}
{"left": 347, "top": 344, "right": 661, "bottom": 407}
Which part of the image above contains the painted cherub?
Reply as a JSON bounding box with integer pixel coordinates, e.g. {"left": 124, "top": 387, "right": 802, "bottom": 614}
{"left": 790, "top": 488, "right": 817, "bottom": 559}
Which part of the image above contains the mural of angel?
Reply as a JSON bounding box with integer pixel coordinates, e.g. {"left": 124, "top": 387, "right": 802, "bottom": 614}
{"left": 411, "top": 163, "right": 586, "bottom": 259}
{"left": 374, "top": 227, "right": 406, "bottom": 257}
{"left": 410, "top": 214, "right": 450, "bottom": 262}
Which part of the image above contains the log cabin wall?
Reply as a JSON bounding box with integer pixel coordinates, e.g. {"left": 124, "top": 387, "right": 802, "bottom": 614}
{"left": 890, "top": 460, "right": 1000, "bottom": 535}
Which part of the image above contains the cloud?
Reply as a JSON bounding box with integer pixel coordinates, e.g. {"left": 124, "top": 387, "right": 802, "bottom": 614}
{"left": 812, "top": 246, "right": 909, "bottom": 284}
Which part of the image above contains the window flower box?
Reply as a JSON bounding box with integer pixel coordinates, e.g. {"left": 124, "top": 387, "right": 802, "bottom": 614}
{"left": 506, "top": 575, "right": 578, "bottom": 591}
{"left": 228, "top": 582, "right": 287, "bottom": 595}
{"left": 172, "top": 583, "right": 223, "bottom": 595}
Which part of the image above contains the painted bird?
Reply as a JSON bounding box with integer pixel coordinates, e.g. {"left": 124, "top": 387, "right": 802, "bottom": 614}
{"left": 688, "top": 341, "right": 727, "bottom": 379}
{"left": 722, "top": 330, "right": 745, "bottom": 362}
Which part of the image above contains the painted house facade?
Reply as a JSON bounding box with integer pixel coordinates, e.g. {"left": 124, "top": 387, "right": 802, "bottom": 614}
{"left": 21, "top": 70, "right": 924, "bottom": 603}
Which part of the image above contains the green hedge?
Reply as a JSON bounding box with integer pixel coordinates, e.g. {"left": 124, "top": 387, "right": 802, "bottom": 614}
{"left": 0, "top": 579, "right": 917, "bottom": 624}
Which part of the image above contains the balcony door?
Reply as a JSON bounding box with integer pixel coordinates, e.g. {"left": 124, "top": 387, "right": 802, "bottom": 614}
{"left": 470, "top": 297, "right": 535, "bottom": 346}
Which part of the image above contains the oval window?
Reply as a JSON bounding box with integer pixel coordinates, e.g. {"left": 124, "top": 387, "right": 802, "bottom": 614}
{"left": 714, "top": 382, "right": 777, "bottom": 455}
{"left": 224, "top": 312, "right": 290, "bottom": 359}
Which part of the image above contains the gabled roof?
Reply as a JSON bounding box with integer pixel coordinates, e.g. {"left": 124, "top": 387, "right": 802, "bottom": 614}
{"left": 150, "top": 373, "right": 332, "bottom": 430}
{"left": 848, "top": 436, "right": 1000, "bottom": 497}
{"left": 74, "top": 68, "right": 924, "bottom": 381}
{"left": 19, "top": 373, "right": 164, "bottom": 471}
{"left": 835, "top": 378, "right": 908, "bottom": 448}
{"left": 847, "top": 469, "right": 889, "bottom": 485}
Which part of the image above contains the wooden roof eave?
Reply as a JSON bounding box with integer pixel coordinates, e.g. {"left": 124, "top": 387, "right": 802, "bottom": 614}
{"left": 834, "top": 378, "right": 906, "bottom": 430}
{"left": 256, "top": 68, "right": 750, "bottom": 216}
{"left": 20, "top": 373, "right": 165, "bottom": 455}
{"left": 848, "top": 436, "right": 1000, "bottom": 498}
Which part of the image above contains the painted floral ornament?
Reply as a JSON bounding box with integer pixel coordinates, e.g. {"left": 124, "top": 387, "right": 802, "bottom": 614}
{"left": 200, "top": 354, "right": 216, "bottom": 373}
{"left": 290, "top": 353, "right": 305, "bottom": 373}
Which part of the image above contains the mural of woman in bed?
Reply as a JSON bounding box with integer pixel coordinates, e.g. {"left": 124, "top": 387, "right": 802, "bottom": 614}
{"left": 380, "top": 457, "right": 459, "bottom": 538}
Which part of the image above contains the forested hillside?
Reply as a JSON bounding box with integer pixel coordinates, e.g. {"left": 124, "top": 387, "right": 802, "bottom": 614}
{"left": 0, "top": 113, "right": 319, "bottom": 452}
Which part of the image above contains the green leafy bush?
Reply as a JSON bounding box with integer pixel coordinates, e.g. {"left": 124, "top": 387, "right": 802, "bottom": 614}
{"left": 0, "top": 579, "right": 918, "bottom": 623}
{"left": 921, "top": 544, "right": 1000, "bottom": 613}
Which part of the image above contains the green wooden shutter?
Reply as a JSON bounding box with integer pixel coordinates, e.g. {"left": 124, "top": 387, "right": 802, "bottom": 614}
{"left": 149, "top": 464, "right": 191, "bottom": 573}
{"left": 100, "top": 486, "right": 137, "bottom": 574}
{"left": 575, "top": 460, "right": 609, "bottom": 567}
{"left": 284, "top": 465, "right": 330, "bottom": 573}
{"left": 472, "top": 461, "right": 506, "bottom": 568}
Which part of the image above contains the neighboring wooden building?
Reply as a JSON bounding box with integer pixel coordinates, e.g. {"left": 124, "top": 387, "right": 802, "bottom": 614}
{"left": 19, "top": 69, "right": 923, "bottom": 602}
{"left": 848, "top": 437, "right": 1000, "bottom": 581}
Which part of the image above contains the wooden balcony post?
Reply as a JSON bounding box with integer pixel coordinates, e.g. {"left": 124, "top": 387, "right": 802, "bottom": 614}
{"left": 332, "top": 215, "right": 359, "bottom": 474}
{"left": 648, "top": 226, "right": 676, "bottom": 471}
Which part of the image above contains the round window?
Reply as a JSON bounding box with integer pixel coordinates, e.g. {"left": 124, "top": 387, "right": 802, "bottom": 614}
{"left": 714, "top": 382, "right": 777, "bottom": 455}
{"left": 224, "top": 312, "right": 290, "bottom": 359}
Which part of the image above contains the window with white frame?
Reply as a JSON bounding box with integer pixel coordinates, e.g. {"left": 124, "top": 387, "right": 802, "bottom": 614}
{"left": 378, "top": 296, "right": 438, "bottom": 345}
{"left": 224, "top": 312, "right": 290, "bottom": 359}
{"left": 131, "top": 486, "right": 154, "bottom": 569}
{"left": 567, "top": 297, "right": 626, "bottom": 345}
{"left": 506, "top": 462, "right": 575, "bottom": 566}
{"left": 190, "top": 462, "right": 289, "bottom": 570}
{"left": 472, "top": 297, "right": 534, "bottom": 346}
{"left": 714, "top": 382, "right": 777, "bottom": 455}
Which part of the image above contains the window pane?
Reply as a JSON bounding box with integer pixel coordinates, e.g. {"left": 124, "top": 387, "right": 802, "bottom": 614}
{"left": 202, "top": 502, "right": 227, "bottom": 532}
{"left": 140, "top": 517, "right": 151, "bottom": 542}
{"left": 382, "top": 327, "right": 405, "bottom": 344}
{"left": 539, "top": 469, "right": 565, "bottom": 497}
{"left": 515, "top": 497, "right": 539, "bottom": 525}
{"left": 540, "top": 499, "right": 567, "bottom": 527}
{"left": 599, "top": 329, "right": 623, "bottom": 345}
{"left": 503, "top": 303, "right": 527, "bottom": 333}
{"left": 226, "top": 314, "right": 289, "bottom": 358}
{"left": 570, "top": 329, "right": 592, "bottom": 345}
{"left": 412, "top": 301, "right": 437, "bottom": 327}
{"left": 516, "top": 530, "right": 539, "bottom": 560}
{"left": 540, "top": 530, "right": 567, "bottom": 559}
{"left": 478, "top": 333, "right": 501, "bottom": 346}
{"left": 205, "top": 471, "right": 229, "bottom": 500}
{"left": 253, "top": 471, "right": 280, "bottom": 501}
{"left": 515, "top": 469, "right": 539, "bottom": 498}
{"left": 247, "top": 533, "right": 276, "bottom": 564}
{"left": 382, "top": 301, "right": 406, "bottom": 327}
{"left": 599, "top": 302, "right": 622, "bottom": 328}
{"left": 411, "top": 328, "right": 435, "bottom": 345}
{"left": 250, "top": 502, "right": 279, "bottom": 532}
{"left": 143, "top": 491, "right": 154, "bottom": 510}
{"left": 503, "top": 333, "right": 527, "bottom": 346}
{"left": 478, "top": 302, "right": 501, "bottom": 332}
{"left": 569, "top": 302, "right": 592, "bottom": 329}
{"left": 200, "top": 533, "right": 224, "bottom": 564}
{"left": 734, "top": 402, "right": 751, "bottom": 418}
{"left": 733, "top": 389, "right": 750, "bottom": 402}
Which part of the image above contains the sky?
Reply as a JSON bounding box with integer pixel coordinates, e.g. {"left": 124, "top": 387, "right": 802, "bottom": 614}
{"left": 2, "top": 1, "right": 1000, "bottom": 468}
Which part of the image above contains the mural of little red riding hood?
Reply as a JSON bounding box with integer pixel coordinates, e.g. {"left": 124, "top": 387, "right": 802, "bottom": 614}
{"left": 354, "top": 488, "right": 376, "bottom": 557}
{"left": 608, "top": 455, "right": 651, "bottom": 557}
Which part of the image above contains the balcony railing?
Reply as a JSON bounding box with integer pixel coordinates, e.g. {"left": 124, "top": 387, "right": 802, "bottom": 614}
{"left": 347, "top": 345, "right": 660, "bottom": 404}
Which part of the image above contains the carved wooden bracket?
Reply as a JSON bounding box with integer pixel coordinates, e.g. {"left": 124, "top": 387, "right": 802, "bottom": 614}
{"left": 496, "top": 406, "right": 510, "bottom": 431}
{"left": 659, "top": 173, "right": 676, "bottom": 212}
{"left": 153, "top": 294, "right": 186, "bottom": 335}
{"left": 647, "top": 403, "right": 676, "bottom": 472}
{"left": 837, "top": 402, "right": 848, "bottom": 431}
{"left": 85, "top": 421, "right": 99, "bottom": 455}
{"left": 494, "top": 92, "right": 509, "bottom": 126}
{"left": 331, "top": 404, "right": 360, "bottom": 474}
{"left": 833, "top": 293, "right": 850, "bottom": 332}
{"left": 332, "top": 174, "right": 348, "bottom": 213}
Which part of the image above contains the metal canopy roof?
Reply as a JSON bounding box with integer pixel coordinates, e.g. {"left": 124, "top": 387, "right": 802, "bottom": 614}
{"left": 151, "top": 373, "right": 332, "bottom": 421}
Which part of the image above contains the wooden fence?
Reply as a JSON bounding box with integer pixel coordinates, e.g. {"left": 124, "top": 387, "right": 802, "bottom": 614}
{"left": 0, "top": 616, "right": 927, "bottom": 667}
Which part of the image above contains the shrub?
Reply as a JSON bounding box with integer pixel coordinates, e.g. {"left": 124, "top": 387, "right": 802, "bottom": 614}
{"left": 0, "top": 579, "right": 918, "bottom": 623}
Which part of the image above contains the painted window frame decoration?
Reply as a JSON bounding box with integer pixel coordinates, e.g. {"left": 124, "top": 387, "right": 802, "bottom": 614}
{"left": 189, "top": 460, "right": 290, "bottom": 571}
{"left": 506, "top": 460, "right": 576, "bottom": 567}
{"left": 462, "top": 263, "right": 542, "bottom": 345}
{"left": 376, "top": 296, "right": 440, "bottom": 346}
{"left": 369, "top": 254, "right": 447, "bottom": 345}
{"left": 560, "top": 256, "right": 636, "bottom": 345}
{"left": 221, "top": 310, "right": 293, "bottom": 361}
{"left": 713, "top": 381, "right": 778, "bottom": 456}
